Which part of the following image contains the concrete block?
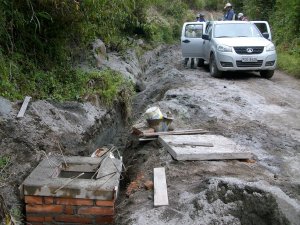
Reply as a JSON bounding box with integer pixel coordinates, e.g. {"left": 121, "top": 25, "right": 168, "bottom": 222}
{"left": 158, "top": 134, "right": 252, "bottom": 161}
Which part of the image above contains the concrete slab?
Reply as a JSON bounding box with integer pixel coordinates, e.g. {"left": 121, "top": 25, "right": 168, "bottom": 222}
{"left": 158, "top": 134, "right": 252, "bottom": 161}
{"left": 21, "top": 156, "right": 122, "bottom": 200}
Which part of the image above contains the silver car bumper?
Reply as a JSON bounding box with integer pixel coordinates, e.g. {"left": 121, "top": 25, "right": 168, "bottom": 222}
{"left": 215, "top": 50, "right": 277, "bottom": 71}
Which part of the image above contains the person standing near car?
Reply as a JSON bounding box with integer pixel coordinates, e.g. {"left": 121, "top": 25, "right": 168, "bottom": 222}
{"left": 237, "top": 13, "right": 248, "bottom": 21}
{"left": 196, "top": 13, "right": 206, "bottom": 22}
{"left": 223, "top": 3, "right": 235, "bottom": 20}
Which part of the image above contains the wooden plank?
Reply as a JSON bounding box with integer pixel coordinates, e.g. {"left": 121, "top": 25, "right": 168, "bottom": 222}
{"left": 169, "top": 142, "right": 214, "bottom": 147}
{"left": 132, "top": 127, "right": 155, "bottom": 136}
{"left": 154, "top": 167, "right": 169, "bottom": 207}
{"left": 17, "top": 96, "right": 31, "bottom": 118}
{"left": 139, "top": 137, "right": 158, "bottom": 142}
{"left": 142, "top": 129, "right": 209, "bottom": 137}
{"left": 158, "top": 134, "right": 252, "bottom": 161}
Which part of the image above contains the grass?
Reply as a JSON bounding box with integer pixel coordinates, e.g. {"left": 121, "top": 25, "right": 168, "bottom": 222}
{"left": 0, "top": 156, "right": 10, "bottom": 171}
{"left": 0, "top": 156, "right": 10, "bottom": 186}
{"left": 277, "top": 51, "right": 300, "bottom": 78}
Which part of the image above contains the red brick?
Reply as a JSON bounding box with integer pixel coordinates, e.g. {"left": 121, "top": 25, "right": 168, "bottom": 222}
{"left": 95, "top": 216, "right": 114, "bottom": 224}
{"left": 64, "top": 205, "right": 75, "bottom": 215}
{"left": 44, "top": 196, "right": 54, "bottom": 204}
{"left": 26, "top": 216, "right": 45, "bottom": 222}
{"left": 25, "top": 196, "right": 43, "bottom": 204}
{"left": 55, "top": 215, "right": 93, "bottom": 224}
{"left": 95, "top": 200, "right": 114, "bottom": 207}
{"left": 26, "top": 216, "right": 53, "bottom": 222}
{"left": 26, "top": 204, "right": 63, "bottom": 213}
{"left": 78, "top": 206, "right": 114, "bottom": 215}
{"left": 44, "top": 216, "right": 53, "bottom": 222}
{"left": 56, "top": 198, "right": 93, "bottom": 206}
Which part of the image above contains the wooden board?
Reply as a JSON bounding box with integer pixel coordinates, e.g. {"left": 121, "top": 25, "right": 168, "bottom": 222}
{"left": 154, "top": 167, "right": 169, "bottom": 207}
{"left": 142, "top": 129, "right": 209, "bottom": 137}
{"left": 158, "top": 134, "right": 252, "bottom": 161}
{"left": 17, "top": 96, "right": 31, "bottom": 118}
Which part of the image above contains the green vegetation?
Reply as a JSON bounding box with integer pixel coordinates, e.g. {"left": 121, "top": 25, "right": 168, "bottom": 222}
{"left": 81, "top": 69, "right": 135, "bottom": 106}
{"left": 0, "top": 156, "right": 10, "bottom": 185}
{"left": 277, "top": 53, "right": 300, "bottom": 78}
{"left": 0, "top": 0, "right": 299, "bottom": 101}
{"left": 0, "top": 156, "right": 10, "bottom": 171}
{"left": 269, "top": 0, "right": 300, "bottom": 77}
{"left": 0, "top": 0, "right": 188, "bottom": 102}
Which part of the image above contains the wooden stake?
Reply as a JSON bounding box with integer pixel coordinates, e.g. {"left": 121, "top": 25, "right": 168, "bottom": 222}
{"left": 17, "top": 96, "right": 31, "bottom": 118}
{"left": 154, "top": 167, "right": 169, "bottom": 206}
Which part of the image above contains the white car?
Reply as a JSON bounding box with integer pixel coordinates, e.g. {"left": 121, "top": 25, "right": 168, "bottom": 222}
{"left": 181, "top": 21, "right": 277, "bottom": 78}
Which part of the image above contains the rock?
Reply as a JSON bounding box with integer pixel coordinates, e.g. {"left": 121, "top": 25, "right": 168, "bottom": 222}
{"left": 92, "top": 39, "right": 107, "bottom": 67}
{"left": 126, "top": 181, "right": 139, "bottom": 197}
{"left": 144, "top": 180, "right": 154, "bottom": 190}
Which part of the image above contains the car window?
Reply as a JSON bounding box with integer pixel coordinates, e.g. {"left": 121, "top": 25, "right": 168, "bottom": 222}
{"left": 185, "top": 24, "right": 203, "bottom": 38}
{"left": 214, "top": 24, "right": 262, "bottom": 38}
{"left": 255, "top": 23, "right": 268, "bottom": 34}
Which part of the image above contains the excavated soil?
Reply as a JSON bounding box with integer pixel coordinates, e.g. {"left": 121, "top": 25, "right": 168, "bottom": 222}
{"left": 115, "top": 45, "right": 300, "bottom": 225}
{"left": 0, "top": 44, "right": 299, "bottom": 225}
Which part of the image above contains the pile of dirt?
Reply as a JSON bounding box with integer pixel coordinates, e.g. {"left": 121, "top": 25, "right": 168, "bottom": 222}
{"left": 123, "top": 178, "right": 294, "bottom": 225}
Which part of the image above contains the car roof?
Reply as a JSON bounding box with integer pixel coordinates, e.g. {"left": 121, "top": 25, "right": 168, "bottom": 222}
{"left": 212, "top": 21, "right": 250, "bottom": 24}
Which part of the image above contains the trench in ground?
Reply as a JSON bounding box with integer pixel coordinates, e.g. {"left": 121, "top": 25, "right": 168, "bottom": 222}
{"left": 90, "top": 105, "right": 291, "bottom": 225}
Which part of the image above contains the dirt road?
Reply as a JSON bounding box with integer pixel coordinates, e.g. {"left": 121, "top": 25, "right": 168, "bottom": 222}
{"left": 116, "top": 45, "right": 300, "bottom": 225}
{"left": 0, "top": 44, "right": 299, "bottom": 224}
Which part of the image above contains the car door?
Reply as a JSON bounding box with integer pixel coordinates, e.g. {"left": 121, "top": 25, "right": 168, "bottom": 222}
{"left": 202, "top": 22, "right": 213, "bottom": 61}
{"left": 252, "top": 21, "right": 272, "bottom": 41}
{"left": 181, "top": 22, "right": 205, "bottom": 58}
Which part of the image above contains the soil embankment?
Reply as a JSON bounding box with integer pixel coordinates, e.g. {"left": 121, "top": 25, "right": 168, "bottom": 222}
{"left": 1, "top": 45, "right": 299, "bottom": 224}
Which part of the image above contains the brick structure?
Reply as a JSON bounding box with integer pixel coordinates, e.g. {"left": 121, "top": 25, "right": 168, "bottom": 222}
{"left": 21, "top": 156, "right": 122, "bottom": 225}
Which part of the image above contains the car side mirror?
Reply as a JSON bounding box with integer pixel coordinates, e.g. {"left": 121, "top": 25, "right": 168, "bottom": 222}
{"left": 262, "top": 32, "right": 269, "bottom": 39}
{"left": 202, "top": 34, "right": 210, "bottom": 40}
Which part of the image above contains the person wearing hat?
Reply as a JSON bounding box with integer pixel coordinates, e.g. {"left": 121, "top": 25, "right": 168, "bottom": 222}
{"left": 196, "top": 13, "right": 206, "bottom": 22}
{"left": 223, "top": 3, "right": 235, "bottom": 20}
{"left": 237, "top": 13, "right": 248, "bottom": 21}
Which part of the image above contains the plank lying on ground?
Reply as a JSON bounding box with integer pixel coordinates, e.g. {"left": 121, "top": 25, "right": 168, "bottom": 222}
{"left": 139, "top": 137, "right": 158, "bottom": 142}
{"left": 17, "top": 96, "right": 31, "bottom": 118}
{"left": 154, "top": 167, "right": 169, "bottom": 206}
{"left": 132, "top": 127, "right": 155, "bottom": 136}
{"left": 170, "top": 142, "right": 214, "bottom": 147}
{"left": 142, "top": 129, "right": 209, "bottom": 137}
{"left": 159, "top": 134, "right": 252, "bottom": 161}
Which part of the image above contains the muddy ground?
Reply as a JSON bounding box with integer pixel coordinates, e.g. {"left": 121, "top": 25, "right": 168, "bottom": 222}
{"left": 115, "top": 45, "right": 300, "bottom": 225}
{"left": 0, "top": 44, "right": 299, "bottom": 224}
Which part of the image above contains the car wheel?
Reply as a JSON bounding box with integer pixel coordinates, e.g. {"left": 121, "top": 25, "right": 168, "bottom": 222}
{"left": 197, "top": 58, "right": 204, "bottom": 67}
{"left": 209, "top": 54, "right": 222, "bottom": 78}
{"left": 260, "top": 70, "right": 274, "bottom": 79}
